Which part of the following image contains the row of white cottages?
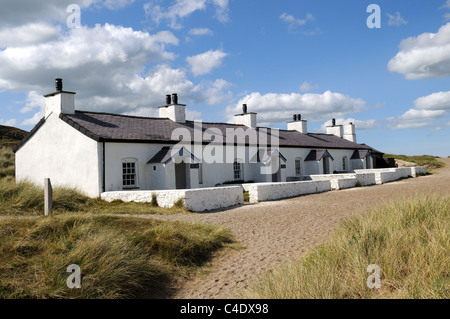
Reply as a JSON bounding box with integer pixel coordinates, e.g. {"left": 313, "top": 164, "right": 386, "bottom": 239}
{"left": 13, "top": 79, "right": 383, "bottom": 198}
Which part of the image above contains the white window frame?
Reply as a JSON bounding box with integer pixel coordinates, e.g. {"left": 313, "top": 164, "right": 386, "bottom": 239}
{"left": 122, "top": 158, "right": 139, "bottom": 189}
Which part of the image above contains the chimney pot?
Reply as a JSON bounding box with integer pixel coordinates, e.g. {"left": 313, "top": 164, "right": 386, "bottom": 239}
{"left": 332, "top": 118, "right": 336, "bottom": 126}
{"left": 242, "top": 104, "right": 248, "bottom": 114}
{"left": 55, "top": 78, "right": 63, "bottom": 92}
{"left": 166, "top": 94, "right": 172, "bottom": 105}
{"left": 172, "top": 93, "right": 178, "bottom": 105}
{"left": 297, "top": 114, "right": 301, "bottom": 121}
{"left": 293, "top": 114, "right": 297, "bottom": 121}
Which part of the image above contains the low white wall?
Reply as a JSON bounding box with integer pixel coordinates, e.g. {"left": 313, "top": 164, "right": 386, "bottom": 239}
{"left": 243, "top": 180, "right": 331, "bottom": 203}
{"left": 101, "top": 186, "right": 243, "bottom": 212}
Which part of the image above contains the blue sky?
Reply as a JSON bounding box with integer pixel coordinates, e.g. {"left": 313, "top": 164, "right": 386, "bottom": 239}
{"left": 1, "top": 0, "right": 450, "bottom": 156}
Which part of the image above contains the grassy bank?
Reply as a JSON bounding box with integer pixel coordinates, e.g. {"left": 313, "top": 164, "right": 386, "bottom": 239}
{"left": 241, "top": 196, "right": 449, "bottom": 299}
{"left": 0, "top": 215, "right": 234, "bottom": 298}
{"left": 383, "top": 154, "right": 445, "bottom": 170}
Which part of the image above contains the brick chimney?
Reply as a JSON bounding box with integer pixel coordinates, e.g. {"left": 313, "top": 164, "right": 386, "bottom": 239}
{"left": 44, "top": 78, "right": 76, "bottom": 118}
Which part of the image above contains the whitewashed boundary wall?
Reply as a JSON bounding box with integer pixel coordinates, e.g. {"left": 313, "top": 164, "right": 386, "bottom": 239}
{"left": 101, "top": 186, "right": 243, "bottom": 212}
{"left": 243, "top": 180, "right": 331, "bottom": 203}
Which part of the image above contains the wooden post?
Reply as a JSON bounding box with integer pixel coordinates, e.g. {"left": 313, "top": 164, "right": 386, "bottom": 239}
{"left": 44, "top": 178, "right": 52, "bottom": 216}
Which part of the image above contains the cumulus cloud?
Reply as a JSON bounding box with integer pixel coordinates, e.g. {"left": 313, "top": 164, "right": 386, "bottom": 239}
{"left": 0, "top": 23, "right": 231, "bottom": 126}
{"left": 144, "top": 0, "right": 229, "bottom": 29}
{"left": 388, "top": 23, "right": 450, "bottom": 79}
{"left": 414, "top": 91, "right": 450, "bottom": 110}
{"left": 388, "top": 109, "right": 447, "bottom": 130}
{"left": 0, "top": 23, "right": 61, "bottom": 48}
{"left": 386, "top": 12, "right": 407, "bottom": 26}
{"left": 320, "top": 118, "right": 379, "bottom": 132}
{"left": 186, "top": 49, "right": 228, "bottom": 76}
{"left": 0, "top": 0, "right": 134, "bottom": 28}
{"left": 225, "top": 91, "right": 367, "bottom": 127}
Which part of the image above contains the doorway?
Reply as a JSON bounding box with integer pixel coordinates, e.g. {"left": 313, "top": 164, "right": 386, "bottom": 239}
{"left": 175, "top": 163, "right": 187, "bottom": 189}
{"left": 322, "top": 156, "right": 330, "bottom": 174}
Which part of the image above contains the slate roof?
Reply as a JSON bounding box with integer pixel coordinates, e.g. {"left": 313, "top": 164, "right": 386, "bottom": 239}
{"left": 351, "top": 149, "right": 372, "bottom": 160}
{"left": 304, "top": 150, "right": 335, "bottom": 162}
{"left": 147, "top": 146, "right": 200, "bottom": 164}
{"left": 58, "top": 111, "right": 380, "bottom": 150}
{"left": 14, "top": 110, "right": 384, "bottom": 153}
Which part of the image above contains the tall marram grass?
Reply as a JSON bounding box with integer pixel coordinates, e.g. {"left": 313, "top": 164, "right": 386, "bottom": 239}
{"left": 241, "top": 196, "right": 449, "bottom": 299}
{"left": 0, "top": 215, "right": 233, "bottom": 298}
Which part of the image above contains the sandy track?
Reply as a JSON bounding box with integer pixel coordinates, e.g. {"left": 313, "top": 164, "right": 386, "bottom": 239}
{"left": 138, "top": 159, "right": 450, "bottom": 299}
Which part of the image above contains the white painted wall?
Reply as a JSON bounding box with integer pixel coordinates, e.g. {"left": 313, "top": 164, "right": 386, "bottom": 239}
{"left": 243, "top": 180, "right": 331, "bottom": 203}
{"left": 15, "top": 113, "right": 101, "bottom": 197}
{"left": 101, "top": 186, "right": 243, "bottom": 212}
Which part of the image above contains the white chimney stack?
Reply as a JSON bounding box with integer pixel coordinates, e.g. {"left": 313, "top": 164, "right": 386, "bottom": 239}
{"left": 287, "top": 114, "right": 307, "bottom": 133}
{"left": 234, "top": 104, "right": 257, "bottom": 129}
{"left": 343, "top": 122, "right": 356, "bottom": 143}
{"left": 326, "top": 118, "right": 343, "bottom": 138}
{"left": 159, "top": 93, "right": 186, "bottom": 123}
{"left": 44, "top": 78, "right": 75, "bottom": 118}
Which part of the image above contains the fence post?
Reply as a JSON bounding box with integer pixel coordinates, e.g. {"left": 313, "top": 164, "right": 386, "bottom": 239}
{"left": 44, "top": 178, "right": 53, "bottom": 216}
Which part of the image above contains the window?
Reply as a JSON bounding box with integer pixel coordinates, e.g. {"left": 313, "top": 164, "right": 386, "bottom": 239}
{"left": 198, "top": 163, "right": 203, "bottom": 184}
{"left": 342, "top": 156, "right": 347, "bottom": 171}
{"left": 122, "top": 159, "right": 138, "bottom": 188}
{"left": 295, "top": 158, "right": 302, "bottom": 176}
{"left": 233, "top": 160, "right": 242, "bottom": 180}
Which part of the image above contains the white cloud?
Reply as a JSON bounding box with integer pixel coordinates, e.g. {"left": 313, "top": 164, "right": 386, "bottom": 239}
{"left": 388, "top": 23, "right": 450, "bottom": 79}
{"left": 199, "top": 79, "right": 233, "bottom": 105}
{"left": 0, "top": 23, "right": 230, "bottom": 126}
{"left": 299, "top": 81, "right": 318, "bottom": 92}
{"left": 0, "top": 118, "right": 18, "bottom": 127}
{"left": 144, "top": 0, "right": 229, "bottom": 29}
{"left": 188, "top": 28, "right": 213, "bottom": 36}
{"left": 386, "top": 12, "right": 407, "bottom": 26}
{"left": 441, "top": 0, "right": 450, "bottom": 9}
{"left": 0, "top": 23, "right": 61, "bottom": 48}
{"left": 280, "top": 12, "right": 314, "bottom": 27}
{"left": 186, "top": 49, "right": 228, "bottom": 76}
{"left": 414, "top": 91, "right": 450, "bottom": 110}
{"left": 0, "top": 0, "right": 134, "bottom": 28}
{"left": 388, "top": 109, "right": 447, "bottom": 130}
{"left": 320, "top": 118, "right": 379, "bottom": 132}
{"left": 225, "top": 91, "right": 367, "bottom": 127}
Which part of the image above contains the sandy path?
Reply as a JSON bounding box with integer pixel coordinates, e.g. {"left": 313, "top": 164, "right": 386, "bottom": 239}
{"left": 136, "top": 159, "right": 450, "bottom": 299}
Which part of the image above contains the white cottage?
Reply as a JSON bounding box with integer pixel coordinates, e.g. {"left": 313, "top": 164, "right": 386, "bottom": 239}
{"left": 14, "top": 79, "right": 384, "bottom": 197}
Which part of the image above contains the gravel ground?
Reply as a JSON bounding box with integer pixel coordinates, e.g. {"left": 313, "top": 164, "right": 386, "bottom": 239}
{"left": 138, "top": 158, "right": 450, "bottom": 299}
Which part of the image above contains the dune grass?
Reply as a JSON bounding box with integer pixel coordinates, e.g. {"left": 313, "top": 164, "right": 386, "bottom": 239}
{"left": 0, "top": 215, "right": 234, "bottom": 298}
{"left": 241, "top": 196, "right": 449, "bottom": 299}
{"left": 383, "top": 154, "right": 445, "bottom": 170}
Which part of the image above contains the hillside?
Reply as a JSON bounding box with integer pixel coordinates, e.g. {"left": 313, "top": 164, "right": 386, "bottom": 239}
{"left": 0, "top": 124, "right": 28, "bottom": 147}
